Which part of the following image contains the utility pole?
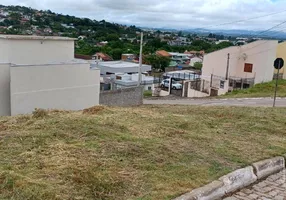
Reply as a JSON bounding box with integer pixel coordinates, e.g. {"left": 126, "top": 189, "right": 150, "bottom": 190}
{"left": 138, "top": 32, "right": 143, "bottom": 86}
{"left": 273, "top": 60, "right": 281, "bottom": 107}
{"left": 225, "top": 53, "right": 230, "bottom": 80}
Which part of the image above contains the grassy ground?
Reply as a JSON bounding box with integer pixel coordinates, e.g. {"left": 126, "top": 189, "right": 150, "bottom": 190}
{"left": 1, "top": 106, "right": 286, "bottom": 200}
{"left": 223, "top": 79, "right": 286, "bottom": 98}
{"left": 143, "top": 90, "right": 153, "bottom": 98}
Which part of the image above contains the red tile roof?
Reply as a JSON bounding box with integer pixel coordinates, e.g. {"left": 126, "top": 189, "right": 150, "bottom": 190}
{"left": 156, "top": 50, "right": 172, "bottom": 57}
{"left": 95, "top": 52, "right": 113, "bottom": 61}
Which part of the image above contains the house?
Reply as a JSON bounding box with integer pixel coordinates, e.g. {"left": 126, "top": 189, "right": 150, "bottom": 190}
{"left": 93, "top": 52, "right": 113, "bottom": 61}
{"left": 121, "top": 54, "right": 137, "bottom": 62}
{"left": 91, "top": 61, "right": 152, "bottom": 90}
{"left": 276, "top": 41, "right": 286, "bottom": 79}
{"left": 184, "top": 50, "right": 205, "bottom": 56}
{"left": 43, "top": 27, "right": 53, "bottom": 34}
{"left": 114, "top": 73, "right": 156, "bottom": 91}
{"left": 189, "top": 56, "right": 203, "bottom": 67}
{"left": 201, "top": 40, "right": 278, "bottom": 96}
{"left": 215, "top": 40, "right": 230, "bottom": 45}
{"left": 0, "top": 35, "right": 100, "bottom": 116}
{"left": 156, "top": 50, "right": 172, "bottom": 57}
{"left": 169, "top": 52, "right": 190, "bottom": 65}
{"left": 96, "top": 41, "right": 108, "bottom": 47}
{"left": 93, "top": 61, "right": 151, "bottom": 75}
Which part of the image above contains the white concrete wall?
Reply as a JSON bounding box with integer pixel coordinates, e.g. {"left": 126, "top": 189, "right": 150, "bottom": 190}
{"left": 0, "top": 38, "right": 74, "bottom": 64}
{"left": 187, "top": 88, "right": 209, "bottom": 98}
{"left": 0, "top": 63, "right": 11, "bottom": 116}
{"left": 237, "top": 40, "right": 277, "bottom": 84}
{"left": 202, "top": 41, "right": 278, "bottom": 84}
{"left": 10, "top": 63, "right": 100, "bottom": 115}
{"left": 202, "top": 46, "right": 239, "bottom": 82}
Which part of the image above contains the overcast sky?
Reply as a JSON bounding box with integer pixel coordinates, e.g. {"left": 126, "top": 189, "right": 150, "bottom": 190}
{"left": 1, "top": 0, "right": 286, "bottom": 31}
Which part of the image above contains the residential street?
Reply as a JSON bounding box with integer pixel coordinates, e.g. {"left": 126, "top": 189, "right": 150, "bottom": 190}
{"left": 144, "top": 98, "right": 286, "bottom": 107}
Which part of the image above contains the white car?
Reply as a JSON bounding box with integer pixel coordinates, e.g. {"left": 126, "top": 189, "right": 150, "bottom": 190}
{"left": 161, "top": 79, "right": 182, "bottom": 90}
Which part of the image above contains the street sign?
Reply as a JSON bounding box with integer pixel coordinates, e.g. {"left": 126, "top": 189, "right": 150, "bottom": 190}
{"left": 273, "top": 58, "right": 284, "bottom": 107}
{"left": 274, "top": 58, "right": 284, "bottom": 70}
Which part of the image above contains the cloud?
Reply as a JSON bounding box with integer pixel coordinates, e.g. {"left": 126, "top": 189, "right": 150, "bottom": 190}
{"left": 1, "top": 0, "right": 286, "bottom": 31}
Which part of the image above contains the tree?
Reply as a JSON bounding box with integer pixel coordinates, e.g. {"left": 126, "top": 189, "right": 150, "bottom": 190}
{"left": 193, "top": 62, "right": 203, "bottom": 70}
{"left": 145, "top": 55, "right": 171, "bottom": 72}
{"left": 106, "top": 33, "right": 119, "bottom": 41}
{"left": 178, "top": 31, "right": 183, "bottom": 37}
{"left": 110, "top": 48, "right": 123, "bottom": 60}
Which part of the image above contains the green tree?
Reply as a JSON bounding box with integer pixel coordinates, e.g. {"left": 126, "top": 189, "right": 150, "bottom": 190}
{"left": 145, "top": 55, "right": 171, "bottom": 72}
{"left": 193, "top": 62, "right": 203, "bottom": 70}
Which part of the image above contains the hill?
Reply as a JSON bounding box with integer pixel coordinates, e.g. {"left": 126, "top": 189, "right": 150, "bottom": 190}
{"left": 0, "top": 5, "right": 142, "bottom": 58}
{"left": 1, "top": 105, "right": 286, "bottom": 199}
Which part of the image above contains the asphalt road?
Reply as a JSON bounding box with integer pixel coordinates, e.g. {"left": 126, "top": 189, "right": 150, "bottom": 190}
{"left": 144, "top": 98, "right": 286, "bottom": 107}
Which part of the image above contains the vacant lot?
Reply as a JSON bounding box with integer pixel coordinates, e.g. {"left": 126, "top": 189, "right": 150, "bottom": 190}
{"left": 1, "top": 106, "right": 286, "bottom": 200}
{"left": 223, "top": 79, "right": 286, "bottom": 98}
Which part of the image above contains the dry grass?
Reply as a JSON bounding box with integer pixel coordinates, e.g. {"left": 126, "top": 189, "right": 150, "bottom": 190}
{"left": 0, "top": 105, "right": 286, "bottom": 200}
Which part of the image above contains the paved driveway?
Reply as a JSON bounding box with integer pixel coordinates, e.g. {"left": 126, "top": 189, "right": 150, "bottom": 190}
{"left": 144, "top": 98, "right": 286, "bottom": 107}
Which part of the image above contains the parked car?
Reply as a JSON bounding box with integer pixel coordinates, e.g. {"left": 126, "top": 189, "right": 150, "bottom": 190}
{"left": 161, "top": 79, "right": 182, "bottom": 90}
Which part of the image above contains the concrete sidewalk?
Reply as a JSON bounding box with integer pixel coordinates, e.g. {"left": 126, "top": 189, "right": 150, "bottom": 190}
{"left": 144, "top": 98, "right": 286, "bottom": 107}
{"left": 224, "top": 170, "right": 286, "bottom": 200}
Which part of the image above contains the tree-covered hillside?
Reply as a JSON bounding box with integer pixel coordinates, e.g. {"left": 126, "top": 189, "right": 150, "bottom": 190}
{"left": 0, "top": 5, "right": 233, "bottom": 60}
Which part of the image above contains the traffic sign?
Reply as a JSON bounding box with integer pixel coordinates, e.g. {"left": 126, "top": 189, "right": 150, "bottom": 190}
{"left": 274, "top": 58, "right": 284, "bottom": 70}
{"left": 273, "top": 58, "right": 284, "bottom": 107}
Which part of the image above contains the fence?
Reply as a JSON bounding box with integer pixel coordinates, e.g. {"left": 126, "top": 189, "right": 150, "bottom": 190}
{"left": 189, "top": 79, "right": 211, "bottom": 94}
{"left": 228, "top": 76, "right": 255, "bottom": 90}
{"left": 210, "top": 74, "right": 255, "bottom": 91}
{"left": 210, "top": 75, "right": 225, "bottom": 89}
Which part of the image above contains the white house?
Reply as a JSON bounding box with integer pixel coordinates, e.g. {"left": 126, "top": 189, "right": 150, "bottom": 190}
{"left": 0, "top": 35, "right": 100, "bottom": 116}
{"left": 190, "top": 57, "right": 203, "bottom": 67}
{"left": 200, "top": 40, "right": 278, "bottom": 95}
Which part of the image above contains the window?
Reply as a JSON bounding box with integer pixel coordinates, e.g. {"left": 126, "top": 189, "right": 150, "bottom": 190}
{"left": 244, "top": 63, "right": 253, "bottom": 73}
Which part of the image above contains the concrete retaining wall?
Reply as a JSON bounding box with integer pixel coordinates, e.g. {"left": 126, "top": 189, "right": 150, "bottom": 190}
{"left": 174, "top": 156, "right": 286, "bottom": 200}
{"left": 100, "top": 87, "right": 143, "bottom": 106}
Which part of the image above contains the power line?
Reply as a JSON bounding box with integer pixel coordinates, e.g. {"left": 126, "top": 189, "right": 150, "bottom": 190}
{"left": 228, "top": 20, "right": 286, "bottom": 57}
{"left": 200, "top": 9, "right": 286, "bottom": 29}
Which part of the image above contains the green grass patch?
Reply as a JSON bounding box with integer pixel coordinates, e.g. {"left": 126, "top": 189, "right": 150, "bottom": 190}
{"left": 0, "top": 106, "right": 286, "bottom": 199}
{"left": 223, "top": 79, "right": 286, "bottom": 98}
{"left": 144, "top": 90, "right": 153, "bottom": 98}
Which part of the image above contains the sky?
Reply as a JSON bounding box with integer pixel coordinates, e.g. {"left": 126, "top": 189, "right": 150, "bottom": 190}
{"left": 1, "top": 0, "right": 286, "bottom": 31}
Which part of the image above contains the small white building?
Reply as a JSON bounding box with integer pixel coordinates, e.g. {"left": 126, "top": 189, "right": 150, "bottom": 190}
{"left": 93, "top": 61, "right": 152, "bottom": 74}
{"left": 0, "top": 35, "right": 100, "bottom": 116}
{"left": 114, "top": 73, "right": 156, "bottom": 91}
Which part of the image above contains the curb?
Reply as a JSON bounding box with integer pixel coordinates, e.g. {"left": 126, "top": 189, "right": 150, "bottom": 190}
{"left": 174, "top": 156, "right": 286, "bottom": 200}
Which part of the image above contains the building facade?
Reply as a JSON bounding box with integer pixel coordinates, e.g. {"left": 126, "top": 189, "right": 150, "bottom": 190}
{"left": 276, "top": 42, "right": 286, "bottom": 79}
{"left": 0, "top": 35, "right": 100, "bottom": 116}
{"left": 202, "top": 40, "right": 278, "bottom": 95}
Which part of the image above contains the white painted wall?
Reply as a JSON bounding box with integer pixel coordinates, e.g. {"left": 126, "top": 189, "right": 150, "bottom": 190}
{"left": 0, "top": 38, "right": 74, "bottom": 64}
{"left": 10, "top": 63, "right": 100, "bottom": 115}
{"left": 202, "top": 41, "right": 278, "bottom": 84}
{"left": 0, "top": 63, "right": 11, "bottom": 116}
{"left": 187, "top": 88, "right": 209, "bottom": 98}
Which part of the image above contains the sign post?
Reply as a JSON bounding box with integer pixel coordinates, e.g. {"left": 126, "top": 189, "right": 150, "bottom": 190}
{"left": 273, "top": 58, "right": 284, "bottom": 107}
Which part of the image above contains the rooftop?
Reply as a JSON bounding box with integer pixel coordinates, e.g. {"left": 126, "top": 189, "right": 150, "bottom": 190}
{"left": 97, "top": 61, "right": 151, "bottom": 69}
{"left": 0, "top": 34, "right": 76, "bottom": 41}
{"left": 156, "top": 50, "right": 172, "bottom": 57}
{"left": 92, "top": 61, "right": 152, "bottom": 74}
